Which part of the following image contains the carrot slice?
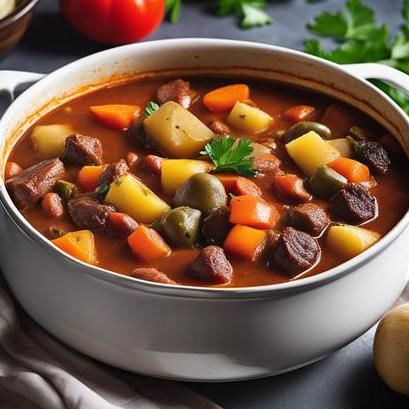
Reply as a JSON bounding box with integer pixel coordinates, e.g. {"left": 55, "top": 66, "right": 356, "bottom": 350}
{"left": 52, "top": 230, "right": 97, "bottom": 264}
{"left": 273, "top": 174, "right": 312, "bottom": 202}
{"left": 216, "top": 174, "right": 262, "bottom": 197}
{"left": 230, "top": 195, "right": 279, "bottom": 229}
{"left": 78, "top": 165, "right": 107, "bottom": 191}
{"left": 283, "top": 105, "right": 315, "bottom": 123}
{"left": 127, "top": 225, "right": 171, "bottom": 262}
{"left": 223, "top": 225, "right": 267, "bottom": 261}
{"left": 203, "top": 84, "right": 250, "bottom": 113}
{"left": 90, "top": 104, "right": 140, "bottom": 131}
{"left": 327, "top": 157, "right": 370, "bottom": 183}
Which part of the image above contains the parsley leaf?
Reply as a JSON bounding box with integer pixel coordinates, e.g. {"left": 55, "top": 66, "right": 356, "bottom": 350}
{"left": 305, "top": 0, "right": 409, "bottom": 114}
{"left": 217, "top": 0, "right": 272, "bottom": 29}
{"left": 165, "top": 0, "right": 182, "bottom": 23}
{"left": 145, "top": 101, "right": 159, "bottom": 118}
{"left": 200, "top": 136, "right": 256, "bottom": 176}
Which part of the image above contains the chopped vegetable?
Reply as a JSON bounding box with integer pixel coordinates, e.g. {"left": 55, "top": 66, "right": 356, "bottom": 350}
{"left": 31, "top": 124, "right": 73, "bottom": 159}
{"left": 309, "top": 165, "right": 348, "bottom": 198}
{"left": 105, "top": 174, "right": 170, "bottom": 224}
{"left": 327, "top": 224, "right": 380, "bottom": 259}
{"left": 90, "top": 105, "right": 140, "bottom": 131}
{"left": 203, "top": 84, "right": 250, "bottom": 113}
{"left": 161, "top": 159, "right": 213, "bottom": 194}
{"left": 283, "top": 105, "right": 315, "bottom": 122}
{"left": 374, "top": 303, "right": 409, "bottom": 395}
{"left": 55, "top": 180, "right": 77, "bottom": 201}
{"left": 282, "top": 121, "right": 331, "bottom": 143}
{"left": 144, "top": 101, "right": 214, "bottom": 158}
{"left": 328, "top": 138, "right": 353, "bottom": 158}
{"left": 286, "top": 131, "right": 341, "bottom": 176}
{"left": 216, "top": 174, "right": 262, "bottom": 197}
{"left": 274, "top": 174, "right": 312, "bottom": 202}
{"left": 127, "top": 225, "right": 171, "bottom": 262}
{"left": 227, "top": 101, "right": 273, "bottom": 134}
{"left": 145, "top": 101, "right": 160, "bottom": 117}
{"left": 327, "top": 157, "right": 370, "bottom": 183}
{"left": 52, "top": 230, "right": 97, "bottom": 264}
{"left": 224, "top": 224, "right": 267, "bottom": 261}
{"left": 229, "top": 195, "right": 279, "bottom": 229}
{"left": 77, "top": 165, "right": 107, "bottom": 191}
{"left": 200, "top": 136, "right": 255, "bottom": 176}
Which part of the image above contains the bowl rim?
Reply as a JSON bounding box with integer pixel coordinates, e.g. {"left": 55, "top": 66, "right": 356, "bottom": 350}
{"left": 1, "top": 38, "right": 409, "bottom": 299}
{"left": 0, "top": 0, "right": 40, "bottom": 29}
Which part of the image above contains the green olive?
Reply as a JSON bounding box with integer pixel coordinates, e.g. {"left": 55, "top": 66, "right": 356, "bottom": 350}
{"left": 283, "top": 121, "right": 332, "bottom": 143}
{"left": 174, "top": 173, "right": 228, "bottom": 214}
{"left": 159, "top": 206, "right": 202, "bottom": 248}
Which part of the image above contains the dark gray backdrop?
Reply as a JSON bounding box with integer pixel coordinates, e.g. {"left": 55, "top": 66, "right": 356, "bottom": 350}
{"left": 1, "top": 1, "right": 408, "bottom": 408}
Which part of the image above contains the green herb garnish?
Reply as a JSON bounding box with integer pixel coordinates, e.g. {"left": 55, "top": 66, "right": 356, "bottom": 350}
{"left": 200, "top": 136, "right": 255, "bottom": 176}
{"left": 305, "top": 0, "right": 409, "bottom": 114}
{"left": 145, "top": 101, "right": 160, "bottom": 118}
{"left": 165, "top": 0, "right": 182, "bottom": 23}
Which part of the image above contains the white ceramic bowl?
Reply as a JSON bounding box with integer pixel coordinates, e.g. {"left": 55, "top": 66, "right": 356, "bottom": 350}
{"left": 1, "top": 39, "right": 409, "bottom": 382}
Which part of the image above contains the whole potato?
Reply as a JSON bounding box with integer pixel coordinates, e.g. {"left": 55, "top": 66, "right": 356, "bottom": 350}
{"left": 373, "top": 303, "right": 409, "bottom": 395}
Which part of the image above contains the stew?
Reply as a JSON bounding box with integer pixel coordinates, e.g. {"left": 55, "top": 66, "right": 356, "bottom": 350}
{"left": 5, "top": 76, "right": 409, "bottom": 287}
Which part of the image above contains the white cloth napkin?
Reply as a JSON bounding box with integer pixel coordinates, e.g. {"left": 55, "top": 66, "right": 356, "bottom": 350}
{"left": 0, "top": 275, "right": 222, "bottom": 409}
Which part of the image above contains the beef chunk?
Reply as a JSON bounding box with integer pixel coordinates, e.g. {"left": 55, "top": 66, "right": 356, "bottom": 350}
{"left": 271, "top": 227, "right": 320, "bottom": 275}
{"left": 201, "top": 206, "right": 232, "bottom": 245}
{"left": 68, "top": 194, "right": 115, "bottom": 230}
{"left": 131, "top": 268, "right": 176, "bottom": 284}
{"left": 353, "top": 141, "right": 390, "bottom": 175}
{"left": 61, "top": 134, "right": 102, "bottom": 166}
{"left": 329, "top": 183, "right": 377, "bottom": 224}
{"left": 97, "top": 159, "right": 129, "bottom": 188}
{"left": 157, "top": 79, "right": 197, "bottom": 109}
{"left": 284, "top": 203, "right": 329, "bottom": 236}
{"left": 209, "top": 119, "right": 231, "bottom": 136}
{"left": 7, "top": 158, "right": 65, "bottom": 209}
{"left": 190, "top": 246, "right": 233, "bottom": 284}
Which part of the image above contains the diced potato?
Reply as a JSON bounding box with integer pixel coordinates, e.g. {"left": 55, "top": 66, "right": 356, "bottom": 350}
{"left": 161, "top": 159, "right": 214, "bottom": 194}
{"left": 227, "top": 102, "right": 273, "bottom": 134}
{"left": 286, "top": 131, "right": 340, "bottom": 176}
{"left": 327, "top": 225, "right": 381, "bottom": 259}
{"left": 105, "top": 174, "right": 170, "bottom": 224}
{"left": 31, "top": 124, "right": 73, "bottom": 159}
{"left": 328, "top": 138, "right": 353, "bottom": 158}
{"left": 52, "top": 230, "right": 97, "bottom": 264}
{"left": 144, "top": 101, "right": 214, "bottom": 158}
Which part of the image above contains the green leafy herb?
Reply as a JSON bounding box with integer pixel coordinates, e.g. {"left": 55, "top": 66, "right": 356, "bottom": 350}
{"left": 217, "top": 0, "right": 272, "bottom": 29}
{"left": 305, "top": 0, "right": 409, "bottom": 113}
{"left": 200, "top": 136, "right": 255, "bottom": 176}
{"left": 145, "top": 101, "right": 160, "bottom": 118}
{"left": 165, "top": 0, "right": 182, "bottom": 23}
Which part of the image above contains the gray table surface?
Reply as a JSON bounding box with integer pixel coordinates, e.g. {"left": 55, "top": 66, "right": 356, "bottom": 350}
{"left": 1, "top": 0, "right": 409, "bottom": 408}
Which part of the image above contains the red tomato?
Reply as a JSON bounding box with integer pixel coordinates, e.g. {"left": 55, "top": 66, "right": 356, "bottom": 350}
{"left": 60, "top": 0, "right": 165, "bottom": 44}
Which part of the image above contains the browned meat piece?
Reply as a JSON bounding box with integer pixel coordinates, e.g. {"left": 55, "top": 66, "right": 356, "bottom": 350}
{"left": 125, "top": 151, "right": 139, "bottom": 169}
{"left": 143, "top": 154, "right": 164, "bottom": 175}
{"left": 190, "top": 246, "right": 233, "bottom": 284}
{"left": 201, "top": 206, "right": 232, "bottom": 245}
{"left": 41, "top": 193, "right": 65, "bottom": 218}
{"left": 284, "top": 203, "right": 329, "bottom": 236}
{"left": 106, "top": 212, "right": 139, "bottom": 237}
{"left": 7, "top": 158, "right": 65, "bottom": 209}
{"left": 5, "top": 161, "right": 22, "bottom": 180}
{"left": 97, "top": 159, "right": 129, "bottom": 188}
{"left": 68, "top": 194, "right": 115, "bottom": 230}
{"left": 253, "top": 153, "right": 281, "bottom": 174}
{"left": 157, "top": 79, "right": 197, "bottom": 109}
{"left": 209, "top": 119, "right": 231, "bottom": 136}
{"left": 46, "top": 226, "right": 67, "bottom": 239}
{"left": 353, "top": 141, "right": 390, "bottom": 175}
{"left": 329, "top": 184, "right": 377, "bottom": 224}
{"left": 61, "top": 134, "right": 103, "bottom": 166}
{"left": 271, "top": 227, "right": 320, "bottom": 275}
{"left": 130, "top": 268, "right": 176, "bottom": 284}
